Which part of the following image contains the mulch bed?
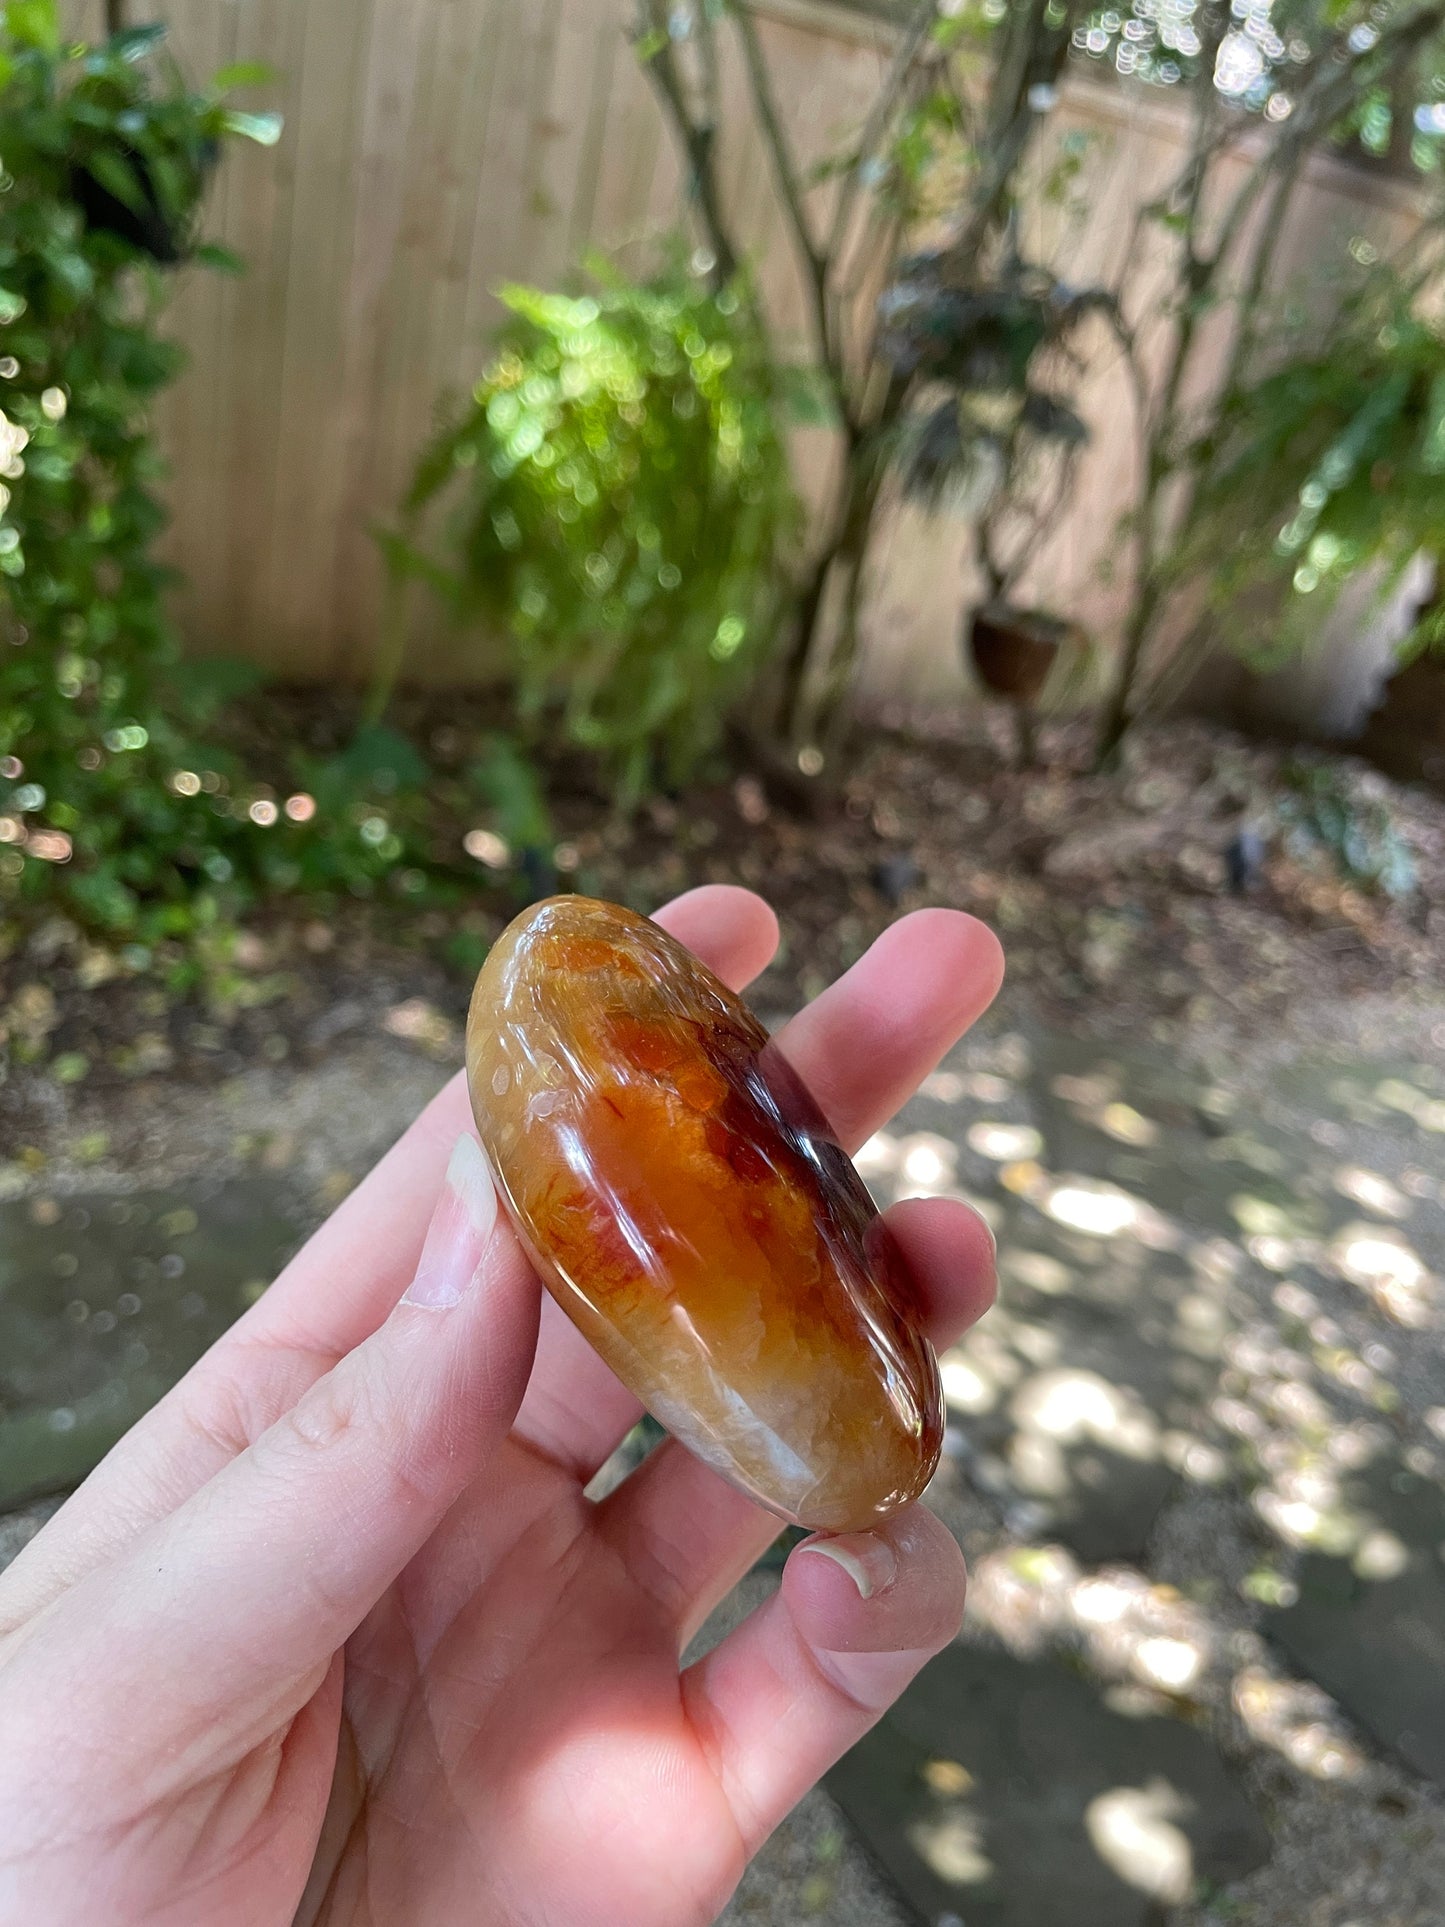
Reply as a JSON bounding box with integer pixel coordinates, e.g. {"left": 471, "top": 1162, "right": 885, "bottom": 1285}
{"left": 4, "top": 699, "right": 1444, "bottom": 1147}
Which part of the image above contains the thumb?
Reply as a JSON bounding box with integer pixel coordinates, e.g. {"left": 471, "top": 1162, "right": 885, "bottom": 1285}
{"left": 18, "top": 1136, "right": 538, "bottom": 1758}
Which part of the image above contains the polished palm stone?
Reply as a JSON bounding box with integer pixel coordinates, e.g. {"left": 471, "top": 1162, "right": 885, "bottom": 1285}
{"left": 466, "top": 895, "right": 943, "bottom": 1533}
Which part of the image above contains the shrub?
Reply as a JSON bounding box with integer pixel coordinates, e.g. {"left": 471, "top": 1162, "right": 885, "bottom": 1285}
{"left": 0, "top": 5, "right": 289, "bottom": 952}
{"left": 1186, "top": 284, "right": 1445, "bottom": 671}
{"left": 386, "top": 264, "right": 799, "bottom": 803}
{"left": 0, "top": 10, "right": 488, "bottom": 967}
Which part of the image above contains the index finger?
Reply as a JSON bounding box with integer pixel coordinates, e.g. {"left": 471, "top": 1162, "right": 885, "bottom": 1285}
{"left": 0, "top": 886, "right": 778, "bottom": 1625}
{"left": 249, "top": 886, "right": 780, "bottom": 1358}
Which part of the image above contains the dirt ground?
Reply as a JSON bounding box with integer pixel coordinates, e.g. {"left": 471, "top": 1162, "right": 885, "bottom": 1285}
{"left": 4, "top": 705, "right": 1445, "bottom": 1927}
{"left": 4, "top": 705, "right": 1444, "bottom": 1155}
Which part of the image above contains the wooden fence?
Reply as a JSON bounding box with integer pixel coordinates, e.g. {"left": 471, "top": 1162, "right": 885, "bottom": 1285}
{"left": 67, "top": 0, "right": 1426, "bottom": 704}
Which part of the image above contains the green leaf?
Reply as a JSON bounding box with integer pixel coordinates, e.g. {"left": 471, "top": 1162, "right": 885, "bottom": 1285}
{"left": 469, "top": 734, "right": 551, "bottom": 850}
{"left": 47, "top": 250, "right": 94, "bottom": 299}
{"left": 84, "top": 148, "right": 149, "bottom": 217}
{"left": 634, "top": 27, "right": 667, "bottom": 61}
{"left": 110, "top": 21, "right": 167, "bottom": 58}
{"left": 211, "top": 60, "right": 273, "bottom": 91}
{"left": 3, "top": 0, "right": 59, "bottom": 53}
{"left": 146, "top": 150, "right": 186, "bottom": 219}
{"left": 193, "top": 242, "right": 246, "bottom": 275}
{"left": 220, "top": 108, "right": 283, "bottom": 146}
{"left": 335, "top": 722, "right": 430, "bottom": 791}
{"left": 1421, "top": 371, "right": 1445, "bottom": 475}
{"left": 176, "top": 655, "right": 266, "bottom": 722}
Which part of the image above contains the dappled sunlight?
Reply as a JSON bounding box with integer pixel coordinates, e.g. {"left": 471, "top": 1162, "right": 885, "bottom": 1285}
{"left": 1011, "top": 1369, "right": 1160, "bottom": 1462}
{"left": 897, "top": 1013, "right": 1445, "bottom": 1838}
{"left": 918, "top": 1071, "right": 966, "bottom": 1105}
{"left": 1373, "top": 1078, "right": 1445, "bottom": 1134}
{"left": 854, "top": 1130, "right": 900, "bottom": 1181}
{"left": 1042, "top": 1181, "right": 1140, "bottom": 1237}
{"left": 1037, "top": 1177, "right": 1181, "bottom": 1252}
{"left": 898, "top": 1133, "right": 957, "bottom": 1192}
{"left": 939, "top": 1351, "right": 997, "bottom": 1416}
{"left": 905, "top": 1807, "right": 995, "bottom": 1886}
{"left": 1329, "top": 1223, "right": 1436, "bottom": 1327}
{"left": 967, "top": 1543, "right": 1080, "bottom": 1656}
{"left": 1071, "top": 1576, "right": 1136, "bottom": 1625}
{"left": 1160, "top": 1431, "right": 1230, "bottom": 1484}
{"left": 1050, "top": 1069, "right": 1166, "bottom": 1152}
{"left": 1096, "top": 1102, "right": 1161, "bottom": 1149}
{"left": 1085, "top": 1780, "right": 1195, "bottom": 1902}
{"left": 1353, "top": 1527, "right": 1410, "bottom": 1582}
{"left": 966, "top": 1121, "right": 1044, "bottom": 1163}
{"left": 1233, "top": 1667, "right": 1368, "bottom": 1781}
{"left": 999, "top": 1247, "right": 1074, "bottom": 1295}
{"left": 1133, "top": 1637, "right": 1203, "bottom": 1693}
{"left": 1050, "top": 1071, "right": 1120, "bottom": 1110}
{"left": 1332, "top": 1165, "right": 1411, "bottom": 1220}
{"left": 1209, "top": 1132, "right": 1289, "bottom": 1177}
{"left": 968, "top": 1547, "right": 1220, "bottom": 1699}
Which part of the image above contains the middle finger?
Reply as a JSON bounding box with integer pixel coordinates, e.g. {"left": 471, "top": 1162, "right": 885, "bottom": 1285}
{"left": 594, "top": 1192, "right": 997, "bottom": 1647}
{"left": 513, "top": 907, "right": 1003, "bottom": 1483}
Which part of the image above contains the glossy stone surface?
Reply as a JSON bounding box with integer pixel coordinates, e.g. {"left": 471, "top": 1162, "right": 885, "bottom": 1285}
{"left": 466, "top": 896, "right": 943, "bottom": 1533}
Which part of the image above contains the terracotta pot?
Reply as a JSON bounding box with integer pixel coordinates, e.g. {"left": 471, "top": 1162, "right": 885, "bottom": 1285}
{"left": 966, "top": 603, "right": 1072, "bottom": 703}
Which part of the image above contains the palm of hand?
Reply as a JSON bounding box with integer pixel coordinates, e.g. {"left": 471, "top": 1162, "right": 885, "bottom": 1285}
{"left": 0, "top": 890, "right": 1000, "bottom": 1927}
{"left": 301, "top": 1441, "right": 745, "bottom": 1927}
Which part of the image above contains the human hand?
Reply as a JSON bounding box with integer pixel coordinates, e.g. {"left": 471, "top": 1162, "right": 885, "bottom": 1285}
{"left": 0, "top": 887, "right": 1002, "bottom": 1926}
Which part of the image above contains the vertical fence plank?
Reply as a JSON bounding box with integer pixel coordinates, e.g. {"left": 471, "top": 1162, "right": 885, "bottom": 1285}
{"left": 93, "top": 0, "right": 1419, "bottom": 691}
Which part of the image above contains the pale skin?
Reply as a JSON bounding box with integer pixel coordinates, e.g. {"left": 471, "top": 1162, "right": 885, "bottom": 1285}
{"left": 0, "top": 886, "right": 1004, "bottom": 1926}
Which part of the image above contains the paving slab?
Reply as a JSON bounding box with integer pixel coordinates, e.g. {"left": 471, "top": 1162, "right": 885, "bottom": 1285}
{"left": 1267, "top": 1460, "right": 1445, "bottom": 1788}
{"left": 828, "top": 1642, "right": 1270, "bottom": 1927}
{"left": 0, "top": 1180, "right": 302, "bottom": 1507}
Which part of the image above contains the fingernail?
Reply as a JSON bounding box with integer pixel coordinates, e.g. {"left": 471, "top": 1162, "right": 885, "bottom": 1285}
{"left": 795, "top": 1532, "right": 898, "bottom": 1600}
{"left": 402, "top": 1135, "right": 498, "bottom": 1310}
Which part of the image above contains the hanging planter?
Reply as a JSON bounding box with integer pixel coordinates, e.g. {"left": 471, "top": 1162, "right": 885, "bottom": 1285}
{"left": 962, "top": 602, "right": 1086, "bottom": 767}
{"left": 965, "top": 601, "right": 1074, "bottom": 702}
{"left": 63, "top": 22, "right": 274, "bottom": 266}
{"left": 71, "top": 136, "right": 220, "bottom": 265}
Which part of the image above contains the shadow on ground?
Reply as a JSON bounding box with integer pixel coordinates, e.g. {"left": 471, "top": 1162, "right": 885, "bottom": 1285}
{"left": 4, "top": 1016, "right": 1445, "bottom": 1925}
{"left": 831, "top": 1020, "right": 1445, "bottom": 1923}
{"left": 829, "top": 1644, "right": 1270, "bottom": 1926}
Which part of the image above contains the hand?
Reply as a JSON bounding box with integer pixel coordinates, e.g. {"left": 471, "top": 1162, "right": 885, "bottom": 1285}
{"left": 0, "top": 887, "right": 1002, "bottom": 1927}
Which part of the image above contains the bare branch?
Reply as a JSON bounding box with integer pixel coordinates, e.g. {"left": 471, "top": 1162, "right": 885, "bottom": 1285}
{"left": 941, "top": 0, "right": 1083, "bottom": 276}
{"left": 694, "top": 0, "right": 722, "bottom": 131}
{"left": 729, "top": 1, "right": 821, "bottom": 271}
{"left": 729, "top": 0, "right": 853, "bottom": 422}
{"left": 633, "top": 0, "right": 740, "bottom": 288}
{"left": 825, "top": 0, "right": 938, "bottom": 265}
{"left": 1214, "top": 144, "right": 1304, "bottom": 408}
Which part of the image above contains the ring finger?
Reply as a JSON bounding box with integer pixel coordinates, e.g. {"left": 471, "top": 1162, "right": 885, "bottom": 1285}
{"left": 594, "top": 1193, "right": 997, "bottom": 1647}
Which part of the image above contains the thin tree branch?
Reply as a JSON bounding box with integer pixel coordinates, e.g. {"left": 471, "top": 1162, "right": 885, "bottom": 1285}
{"left": 1214, "top": 144, "right": 1305, "bottom": 409}
{"left": 944, "top": 0, "right": 1083, "bottom": 276}
{"left": 1099, "top": 0, "right": 1445, "bottom": 765}
{"left": 825, "top": 0, "right": 938, "bottom": 264}
{"left": 633, "top": 0, "right": 739, "bottom": 288}
{"left": 694, "top": 0, "right": 722, "bottom": 132}
{"left": 728, "top": 0, "right": 853, "bottom": 419}
{"left": 1204, "top": 0, "right": 1445, "bottom": 285}
{"left": 729, "top": 1, "right": 821, "bottom": 274}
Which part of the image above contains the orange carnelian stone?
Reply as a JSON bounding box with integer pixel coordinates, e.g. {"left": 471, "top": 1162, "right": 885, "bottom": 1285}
{"left": 466, "top": 896, "right": 943, "bottom": 1533}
